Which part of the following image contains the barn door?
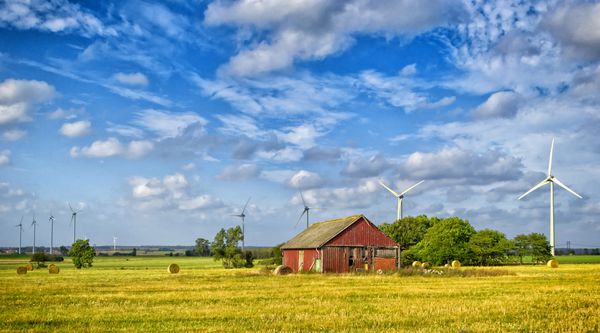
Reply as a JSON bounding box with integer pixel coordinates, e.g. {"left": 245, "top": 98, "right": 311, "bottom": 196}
{"left": 298, "top": 250, "right": 304, "bottom": 272}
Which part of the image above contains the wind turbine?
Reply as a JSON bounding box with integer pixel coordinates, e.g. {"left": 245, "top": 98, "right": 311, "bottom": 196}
{"left": 69, "top": 203, "right": 83, "bottom": 243}
{"left": 113, "top": 236, "right": 117, "bottom": 252}
{"left": 15, "top": 216, "right": 23, "bottom": 254}
{"left": 49, "top": 213, "right": 55, "bottom": 255}
{"left": 232, "top": 197, "right": 251, "bottom": 252}
{"left": 518, "top": 138, "right": 583, "bottom": 256}
{"left": 31, "top": 213, "right": 37, "bottom": 255}
{"left": 379, "top": 180, "right": 425, "bottom": 221}
{"left": 295, "top": 192, "right": 316, "bottom": 229}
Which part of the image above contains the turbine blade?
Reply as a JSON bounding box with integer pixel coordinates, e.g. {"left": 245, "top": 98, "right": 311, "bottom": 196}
{"left": 379, "top": 181, "right": 399, "bottom": 197}
{"left": 241, "top": 197, "right": 251, "bottom": 214}
{"left": 548, "top": 138, "right": 554, "bottom": 176}
{"left": 300, "top": 192, "right": 306, "bottom": 206}
{"left": 295, "top": 209, "right": 307, "bottom": 227}
{"left": 68, "top": 202, "right": 74, "bottom": 212}
{"left": 400, "top": 180, "right": 425, "bottom": 196}
{"left": 518, "top": 178, "right": 549, "bottom": 200}
{"left": 552, "top": 177, "right": 583, "bottom": 199}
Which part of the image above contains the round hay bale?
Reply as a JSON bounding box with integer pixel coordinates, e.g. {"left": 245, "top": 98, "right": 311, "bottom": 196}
{"left": 26, "top": 263, "right": 34, "bottom": 271}
{"left": 443, "top": 263, "right": 450, "bottom": 268}
{"left": 412, "top": 261, "right": 422, "bottom": 268}
{"left": 451, "top": 260, "right": 461, "bottom": 269}
{"left": 273, "top": 265, "right": 293, "bottom": 276}
{"left": 547, "top": 259, "right": 559, "bottom": 268}
{"left": 421, "top": 262, "right": 431, "bottom": 269}
{"left": 16, "top": 266, "right": 27, "bottom": 275}
{"left": 167, "top": 263, "right": 180, "bottom": 274}
{"left": 48, "top": 264, "right": 60, "bottom": 274}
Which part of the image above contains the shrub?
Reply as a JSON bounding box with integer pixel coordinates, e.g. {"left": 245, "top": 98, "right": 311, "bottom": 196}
{"left": 68, "top": 239, "right": 96, "bottom": 269}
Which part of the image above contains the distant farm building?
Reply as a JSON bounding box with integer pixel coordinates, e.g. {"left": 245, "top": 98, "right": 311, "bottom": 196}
{"left": 281, "top": 214, "right": 399, "bottom": 273}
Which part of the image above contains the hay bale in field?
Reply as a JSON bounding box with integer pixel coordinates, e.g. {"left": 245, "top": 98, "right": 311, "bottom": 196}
{"left": 451, "top": 260, "right": 461, "bottom": 269}
{"left": 443, "top": 264, "right": 450, "bottom": 268}
{"left": 273, "top": 265, "right": 293, "bottom": 275}
{"left": 412, "top": 261, "right": 422, "bottom": 268}
{"left": 26, "top": 263, "right": 34, "bottom": 271}
{"left": 16, "top": 266, "right": 27, "bottom": 275}
{"left": 167, "top": 263, "right": 180, "bottom": 274}
{"left": 547, "top": 259, "right": 559, "bottom": 268}
{"left": 48, "top": 264, "right": 60, "bottom": 274}
{"left": 421, "top": 262, "right": 431, "bottom": 269}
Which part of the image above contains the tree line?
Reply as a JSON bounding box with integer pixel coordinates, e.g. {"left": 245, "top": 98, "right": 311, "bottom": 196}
{"left": 380, "top": 215, "right": 552, "bottom": 266}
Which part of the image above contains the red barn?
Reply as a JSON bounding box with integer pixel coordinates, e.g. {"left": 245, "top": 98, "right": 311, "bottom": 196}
{"left": 281, "top": 214, "right": 399, "bottom": 273}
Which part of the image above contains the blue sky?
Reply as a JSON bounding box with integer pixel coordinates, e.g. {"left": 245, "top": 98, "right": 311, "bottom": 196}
{"left": 1, "top": 0, "right": 599, "bottom": 248}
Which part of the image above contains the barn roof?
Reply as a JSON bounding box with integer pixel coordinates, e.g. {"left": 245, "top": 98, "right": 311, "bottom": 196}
{"left": 280, "top": 214, "right": 367, "bottom": 249}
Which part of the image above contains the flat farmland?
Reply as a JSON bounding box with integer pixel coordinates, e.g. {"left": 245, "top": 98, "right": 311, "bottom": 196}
{"left": 1, "top": 257, "right": 599, "bottom": 332}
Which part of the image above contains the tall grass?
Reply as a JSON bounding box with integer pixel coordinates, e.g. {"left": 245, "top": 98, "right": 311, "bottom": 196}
{"left": 1, "top": 257, "right": 599, "bottom": 332}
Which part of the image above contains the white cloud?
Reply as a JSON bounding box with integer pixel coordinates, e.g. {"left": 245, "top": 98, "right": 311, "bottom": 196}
{"left": 178, "top": 195, "right": 222, "bottom": 210}
{"left": 288, "top": 170, "right": 323, "bottom": 189}
{"left": 71, "top": 137, "right": 154, "bottom": 159}
{"left": 2, "top": 129, "right": 26, "bottom": 141}
{"left": 132, "top": 109, "right": 207, "bottom": 139}
{"left": 473, "top": 91, "right": 521, "bottom": 119}
{"left": 129, "top": 176, "right": 164, "bottom": 198}
{"left": 343, "top": 154, "right": 391, "bottom": 178}
{"left": 218, "top": 163, "right": 260, "bottom": 181}
{"left": 113, "top": 72, "right": 149, "bottom": 86}
{"left": 0, "top": 150, "right": 10, "bottom": 166}
{"left": 59, "top": 120, "right": 91, "bottom": 137}
{"left": 400, "top": 63, "right": 417, "bottom": 76}
{"left": 0, "top": 78, "right": 55, "bottom": 124}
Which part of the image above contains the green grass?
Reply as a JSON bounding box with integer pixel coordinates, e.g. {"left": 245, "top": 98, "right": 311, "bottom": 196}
{"left": 1, "top": 256, "right": 599, "bottom": 332}
{"left": 555, "top": 255, "right": 600, "bottom": 264}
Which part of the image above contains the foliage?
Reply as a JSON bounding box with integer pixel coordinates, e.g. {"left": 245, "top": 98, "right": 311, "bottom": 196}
{"left": 68, "top": 239, "right": 96, "bottom": 269}
{"left": 380, "top": 215, "right": 438, "bottom": 251}
{"left": 30, "top": 252, "right": 49, "bottom": 268}
{"left": 469, "top": 229, "right": 512, "bottom": 266}
{"left": 512, "top": 233, "right": 552, "bottom": 264}
{"left": 244, "top": 251, "right": 254, "bottom": 268}
{"left": 211, "top": 226, "right": 246, "bottom": 268}
{"left": 271, "top": 243, "right": 283, "bottom": 265}
{"left": 59, "top": 246, "right": 69, "bottom": 256}
{"left": 194, "top": 238, "right": 212, "bottom": 256}
{"left": 413, "top": 217, "right": 476, "bottom": 265}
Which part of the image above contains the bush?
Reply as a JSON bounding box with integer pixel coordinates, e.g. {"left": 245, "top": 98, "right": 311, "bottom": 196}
{"left": 68, "top": 239, "right": 96, "bottom": 269}
{"left": 30, "top": 252, "right": 49, "bottom": 268}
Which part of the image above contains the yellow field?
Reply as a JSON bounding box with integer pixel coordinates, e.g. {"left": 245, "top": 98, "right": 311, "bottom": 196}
{"left": 1, "top": 257, "right": 599, "bottom": 332}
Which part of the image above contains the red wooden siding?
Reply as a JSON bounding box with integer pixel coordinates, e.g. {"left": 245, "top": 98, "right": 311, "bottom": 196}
{"left": 326, "top": 217, "right": 397, "bottom": 247}
{"left": 282, "top": 249, "right": 320, "bottom": 273}
{"left": 374, "top": 257, "right": 396, "bottom": 271}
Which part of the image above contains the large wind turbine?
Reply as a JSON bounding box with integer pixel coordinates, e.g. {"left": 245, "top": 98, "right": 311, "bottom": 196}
{"left": 518, "top": 138, "right": 583, "bottom": 256}
{"left": 69, "top": 203, "right": 83, "bottom": 242}
{"left": 295, "top": 192, "right": 316, "bottom": 229}
{"left": 379, "top": 180, "right": 425, "bottom": 221}
{"left": 15, "top": 217, "right": 23, "bottom": 254}
{"left": 31, "top": 214, "right": 37, "bottom": 255}
{"left": 232, "top": 197, "right": 251, "bottom": 252}
{"left": 48, "top": 213, "right": 55, "bottom": 255}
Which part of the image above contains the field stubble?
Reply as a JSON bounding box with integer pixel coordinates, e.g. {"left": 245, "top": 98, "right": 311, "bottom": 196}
{"left": 1, "top": 257, "right": 599, "bottom": 332}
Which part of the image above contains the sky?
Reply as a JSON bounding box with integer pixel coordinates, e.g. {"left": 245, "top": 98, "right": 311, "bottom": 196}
{"left": 1, "top": 0, "right": 599, "bottom": 249}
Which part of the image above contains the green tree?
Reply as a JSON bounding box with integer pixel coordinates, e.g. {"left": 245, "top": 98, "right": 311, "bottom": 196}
{"left": 413, "top": 217, "right": 476, "bottom": 265}
{"left": 59, "top": 246, "right": 69, "bottom": 256}
{"left": 528, "top": 233, "right": 552, "bottom": 263}
{"left": 68, "top": 239, "right": 96, "bottom": 269}
{"left": 271, "top": 243, "right": 284, "bottom": 265}
{"left": 469, "top": 229, "right": 511, "bottom": 266}
{"left": 30, "top": 252, "right": 49, "bottom": 268}
{"left": 513, "top": 234, "right": 530, "bottom": 264}
{"left": 380, "top": 215, "right": 438, "bottom": 252}
{"left": 211, "top": 226, "right": 245, "bottom": 268}
{"left": 195, "top": 238, "right": 211, "bottom": 256}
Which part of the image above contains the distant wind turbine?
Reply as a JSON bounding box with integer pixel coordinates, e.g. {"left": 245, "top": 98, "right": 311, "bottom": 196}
{"left": 31, "top": 214, "right": 37, "bottom": 255}
{"left": 15, "top": 216, "right": 23, "bottom": 254}
{"left": 295, "top": 192, "right": 318, "bottom": 229}
{"left": 379, "top": 180, "right": 425, "bottom": 221}
{"left": 518, "top": 138, "right": 583, "bottom": 256}
{"left": 69, "top": 203, "right": 83, "bottom": 243}
{"left": 113, "top": 236, "right": 117, "bottom": 252}
{"left": 49, "top": 213, "right": 55, "bottom": 255}
{"left": 232, "top": 197, "right": 251, "bottom": 252}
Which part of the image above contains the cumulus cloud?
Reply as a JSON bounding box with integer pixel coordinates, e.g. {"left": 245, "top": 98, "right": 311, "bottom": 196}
{"left": 205, "top": 0, "right": 464, "bottom": 76}
{"left": 294, "top": 178, "right": 381, "bottom": 209}
{"left": 70, "top": 137, "right": 153, "bottom": 159}
{"left": 2, "top": 129, "right": 26, "bottom": 141}
{"left": 400, "top": 147, "right": 523, "bottom": 183}
{"left": 218, "top": 163, "right": 260, "bottom": 181}
{"left": 288, "top": 170, "right": 323, "bottom": 189}
{"left": 113, "top": 72, "right": 149, "bottom": 86}
{"left": 473, "top": 91, "right": 521, "bottom": 119}
{"left": 132, "top": 109, "right": 207, "bottom": 139}
{"left": 0, "top": 78, "right": 55, "bottom": 124}
{"left": 59, "top": 120, "right": 91, "bottom": 137}
{"left": 0, "top": 150, "right": 10, "bottom": 166}
{"left": 342, "top": 154, "right": 391, "bottom": 178}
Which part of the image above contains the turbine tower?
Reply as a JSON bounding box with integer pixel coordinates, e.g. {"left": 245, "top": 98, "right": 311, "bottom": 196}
{"left": 113, "top": 236, "right": 117, "bottom": 252}
{"left": 379, "top": 180, "right": 425, "bottom": 221}
{"left": 295, "top": 192, "right": 316, "bottom": 229}
{"left": 49, "top": 213, "right": 55, "bottom": 255}
{"left": 15, "top": 217, "right": 23, "bottom": 254}
{"left": 232, "top": 197, "right": 251, "bottom": 252}
{"left": 518, "top": 138, "right": 583, "bottom": 256}
{"left": 68, "top": 203, "right": 82, "bottom": 243}
{"left": 31, "top": 214, "right": 37, "bottom": 255}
